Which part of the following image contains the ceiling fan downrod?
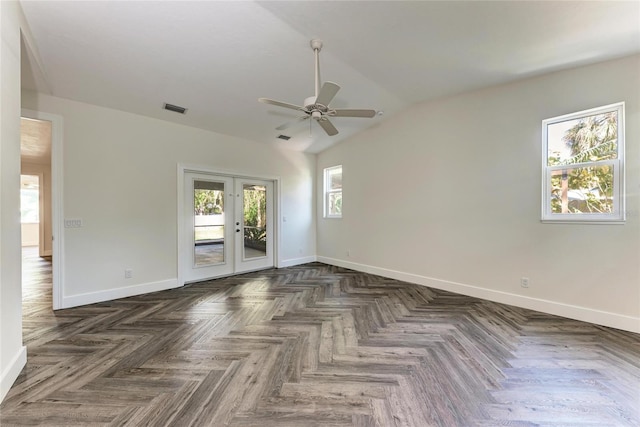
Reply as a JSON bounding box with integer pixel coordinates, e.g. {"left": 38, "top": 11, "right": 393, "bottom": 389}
{"left": 311, "top": 39, "right": 323, "bottom": 98}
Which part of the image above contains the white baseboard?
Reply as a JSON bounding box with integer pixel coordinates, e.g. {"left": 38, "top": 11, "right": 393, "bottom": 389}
{"left": 1, "top": 345, "right": 26, "bottom": 403}
{"left": 279, "top": 255, "right": 317, "bottom": 268}
{"left": 61, "top": 279, "right": 180, "bottom": 309}
{"left": 317, "top": 256, "right": 640, "bottom": 334}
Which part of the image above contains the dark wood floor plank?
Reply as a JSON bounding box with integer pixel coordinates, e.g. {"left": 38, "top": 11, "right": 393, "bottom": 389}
{"left": 2, "top": 249, "right": 639, "bottom": 426}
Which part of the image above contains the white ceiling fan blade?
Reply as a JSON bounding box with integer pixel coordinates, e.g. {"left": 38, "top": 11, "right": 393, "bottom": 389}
{"left": 258, "top": 98, "right": 304, "bottom": 111}
{"left": 276, "top": 116, "right": 309, "bottom": 131}
{"left": 315, "top": 82, "right": 340, "bottom": 107}
{"left": 317, "top": 118, "right": 339, "bottom": 136}
{"left": 332, "top": 109, "right": 377, "bottom": 118}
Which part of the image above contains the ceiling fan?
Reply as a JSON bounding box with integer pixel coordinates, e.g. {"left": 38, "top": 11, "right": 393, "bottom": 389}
{"left": 259, "top": 39, "right": 377, "bottom": 136}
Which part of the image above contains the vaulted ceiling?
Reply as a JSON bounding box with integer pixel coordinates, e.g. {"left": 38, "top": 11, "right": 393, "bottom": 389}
{"left": 19, "top": 1, "right": 640, "bottom": 153}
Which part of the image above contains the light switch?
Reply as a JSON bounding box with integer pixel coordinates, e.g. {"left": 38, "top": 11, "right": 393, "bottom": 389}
{"left": 64, "top": 218, "right": 83, "bottom": 228}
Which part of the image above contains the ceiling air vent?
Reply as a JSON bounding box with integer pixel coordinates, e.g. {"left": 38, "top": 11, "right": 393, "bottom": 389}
{"left": 277, "top": 134, "right": 291, "bottom": 141}
{"left": 163, "top": 103, "right": 187, "bottom": 114}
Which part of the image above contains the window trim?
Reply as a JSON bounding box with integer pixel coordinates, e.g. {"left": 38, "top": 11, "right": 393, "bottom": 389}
{"left": 541, "top": 102, "right": 625, "bottom": 224}
{"left": 323, "top": 165, "right": 342, "bottom": 219}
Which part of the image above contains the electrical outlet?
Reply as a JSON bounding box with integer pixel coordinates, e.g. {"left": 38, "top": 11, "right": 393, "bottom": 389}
{"left": 347, "top": 250, "right": 351, "bottom": 257}
{"left": 125, "top": 269, "right": 133, "bottom": 279}
{"left": 521, "top": 277, "right": 530, "bottom": 288}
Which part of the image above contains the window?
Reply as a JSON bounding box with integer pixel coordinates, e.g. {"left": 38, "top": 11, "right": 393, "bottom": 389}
{"left": 324, "top": 165, "right": 342, "bottom": 218}
{"left": 542, "top": 102, "right": 624, "bottom": 223}
{"left": 20, "top": 175, "right": 40, "bottom": 223}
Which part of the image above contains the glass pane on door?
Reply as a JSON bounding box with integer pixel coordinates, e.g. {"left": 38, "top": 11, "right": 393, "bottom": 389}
{"left": 193, "top": 180, "right": 225, "bottom": 266}
{"left": 242, "top": 184, "right": 267, "bottom": 259}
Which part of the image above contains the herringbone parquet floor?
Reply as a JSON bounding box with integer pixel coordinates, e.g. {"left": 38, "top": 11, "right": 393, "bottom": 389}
{"left": 1, "top": 248, "right": 639, "bottom": 426}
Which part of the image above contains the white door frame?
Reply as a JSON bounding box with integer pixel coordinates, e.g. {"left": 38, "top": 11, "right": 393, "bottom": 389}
{"left": 22, "top": 109, "right": 64, "bottom": 310}
{"left": 177, "top": 163, "right": 281, "bottom": 286}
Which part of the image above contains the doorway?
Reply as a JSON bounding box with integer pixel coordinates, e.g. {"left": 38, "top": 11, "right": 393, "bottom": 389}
{"left": 20, "top": 117, "right": 52, "bottom": 257}
{"left": 182, "top": 171, "right": 275, "bottom": 284}
{"left": 21, "top": 110, "right": 63, "bottom": 310}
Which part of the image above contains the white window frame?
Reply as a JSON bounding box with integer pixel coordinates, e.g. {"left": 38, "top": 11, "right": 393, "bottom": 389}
{"left": 323, "top": 165, "right": 342, "bottom": 218}
{"left": 541, "top": 102, "right": 625, "bottom": 223}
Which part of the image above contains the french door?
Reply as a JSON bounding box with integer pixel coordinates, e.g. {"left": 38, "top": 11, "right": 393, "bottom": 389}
{"left": 183, "top": 172, "right": 274, "bottom": 283}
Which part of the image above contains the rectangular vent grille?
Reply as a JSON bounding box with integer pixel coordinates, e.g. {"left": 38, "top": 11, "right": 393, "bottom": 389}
{"left": 277, "top": 134, "right": 291, "bottom": 141}
{"left": 163, "top": 103, "right": 187, "bottom": 114}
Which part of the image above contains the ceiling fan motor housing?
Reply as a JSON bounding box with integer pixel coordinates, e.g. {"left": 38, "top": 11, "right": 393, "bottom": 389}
{"left": 304, "top": 96, "right": 330, "bottom": 116}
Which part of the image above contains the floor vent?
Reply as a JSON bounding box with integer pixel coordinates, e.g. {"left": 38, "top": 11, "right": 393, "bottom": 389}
{"left": 277, "top": 134, "right": 291, "bottom": 141}
{"left": 163, "top": 103, "right": 188, "bottom": 114}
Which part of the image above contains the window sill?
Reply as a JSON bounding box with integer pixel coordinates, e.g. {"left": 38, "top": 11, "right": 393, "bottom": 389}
{"left": 541, "top": 219, "right": 626, "bottom": 225}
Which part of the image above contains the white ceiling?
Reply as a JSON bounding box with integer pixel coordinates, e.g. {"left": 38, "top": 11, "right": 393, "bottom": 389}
{"left": 19, "top": 1, "right": 640, "bottom": 153}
